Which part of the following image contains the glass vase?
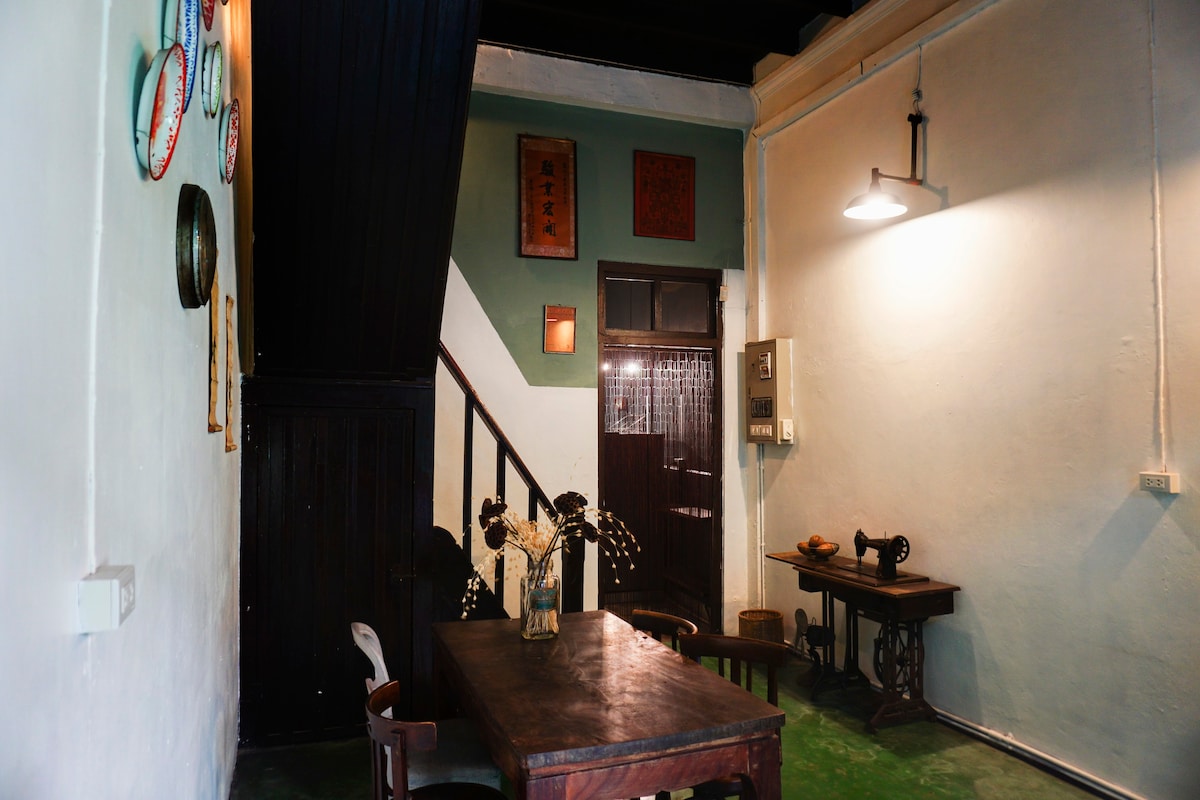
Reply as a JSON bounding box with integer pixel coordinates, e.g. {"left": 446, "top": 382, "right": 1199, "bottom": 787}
{"left": 520, "top": 561, "right": 560, "bottom": 640}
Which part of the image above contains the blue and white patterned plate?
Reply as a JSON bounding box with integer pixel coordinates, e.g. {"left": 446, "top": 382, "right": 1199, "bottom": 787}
{"left": 162, "top": 0, "right": 200, "bottom": 112}
{"left": 161, "top": 0, "right": 178, "bottom": 48}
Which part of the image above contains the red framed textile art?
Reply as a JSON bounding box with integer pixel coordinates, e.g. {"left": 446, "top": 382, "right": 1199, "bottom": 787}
{"left": 519, "top": 135, "right": 577, "bottom": 259}
{"left": 633, "top": 150, "right": 695, "bottom": 241}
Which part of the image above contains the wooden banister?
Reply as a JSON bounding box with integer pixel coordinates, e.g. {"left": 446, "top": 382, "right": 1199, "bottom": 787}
{"left": 437, "top": 342, "right": 583, "bottom": 611}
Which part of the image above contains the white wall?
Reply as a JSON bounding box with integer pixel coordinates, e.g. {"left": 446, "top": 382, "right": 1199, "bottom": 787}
{"left": 1, "top": 2, "right": 242, "bottom": 797}
{"left": 436, "top": 259, "right": 601, "bottom": 611}
{"left": 751, "top": 0, "right": 1200, "bottom": 797}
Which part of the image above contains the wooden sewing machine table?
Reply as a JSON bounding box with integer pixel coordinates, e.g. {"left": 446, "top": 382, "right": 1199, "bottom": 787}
{"left": 767, "top": 551, "right": 960, "bottom": 732}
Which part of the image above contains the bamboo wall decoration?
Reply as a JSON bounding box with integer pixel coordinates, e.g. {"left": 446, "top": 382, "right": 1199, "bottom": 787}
{"left": 209, "top": 272, "right": 224, "bottom": 433}
{"left": 225, "top": 295, "right": 237, "bottom": 452}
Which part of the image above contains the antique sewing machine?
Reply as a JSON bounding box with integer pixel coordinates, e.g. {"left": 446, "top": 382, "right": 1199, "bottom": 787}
{"left": 852, "top": 528, "right": 911, "bottom": 580}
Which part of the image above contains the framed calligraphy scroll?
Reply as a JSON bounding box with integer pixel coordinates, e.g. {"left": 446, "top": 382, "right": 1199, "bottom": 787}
{"left": 519, "top": 134, "right": 577, "bottom": 259}
{"left": 634, "top": 150, "right": 695, "bottom": 241}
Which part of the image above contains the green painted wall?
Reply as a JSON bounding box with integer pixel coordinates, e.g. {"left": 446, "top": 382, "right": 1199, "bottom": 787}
{"left": 451, "top": 92, "right": 745, "bottom": 387}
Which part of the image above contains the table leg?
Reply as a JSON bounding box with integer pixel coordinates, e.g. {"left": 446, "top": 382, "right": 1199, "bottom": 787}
{"left": 809, "top": 594, "right": 870, "bottom": 699}
{"left": 843, "top": 603, "right": 860, "bottom": 677}
{"left": 743, "top": 732, "right": 782, "bottom": 800}
{"left": 807, "top": 590, "right": 837, "bottom": 698}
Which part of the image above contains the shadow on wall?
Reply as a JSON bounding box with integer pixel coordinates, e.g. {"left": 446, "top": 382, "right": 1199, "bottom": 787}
{"left": 922, "top": 596, "right": 982, "bottom": 723}
{"left": 1079, "top": 492, "right": 1169, "bottom": 580}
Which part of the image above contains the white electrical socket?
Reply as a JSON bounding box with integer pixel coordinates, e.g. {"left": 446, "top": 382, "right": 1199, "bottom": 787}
{"left": 1139, "top": 472, "right": 1180, "bottom": 494}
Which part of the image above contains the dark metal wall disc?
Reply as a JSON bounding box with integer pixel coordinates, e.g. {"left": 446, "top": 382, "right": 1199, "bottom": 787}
{"left": 176, "top": 183, "right": 217, "bottom": 308}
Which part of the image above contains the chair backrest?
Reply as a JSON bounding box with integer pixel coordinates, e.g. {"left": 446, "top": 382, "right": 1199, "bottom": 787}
{"left": 366, "top": 681, "right": 438, "bottom": 800}
{"left": 351, "top": 622, "right": 390, "bottom": 693}
{"left": 631, "top": 609, "right": 699, "bottom": 651}
{"left": 678, "top": 633, "right": 789, "bottom": 706}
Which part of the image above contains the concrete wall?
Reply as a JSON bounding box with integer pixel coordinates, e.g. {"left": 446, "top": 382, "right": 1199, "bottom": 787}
{"left": 752, "top": 0, "right": 1200, "bottom": 797}
{"left": 1, "top": 1, "right": 243, "bottom": 797}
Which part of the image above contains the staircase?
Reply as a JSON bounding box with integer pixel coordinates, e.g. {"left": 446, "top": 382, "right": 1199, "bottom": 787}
{"left": 435, "top": 342, "right": 585, "bottom": 616}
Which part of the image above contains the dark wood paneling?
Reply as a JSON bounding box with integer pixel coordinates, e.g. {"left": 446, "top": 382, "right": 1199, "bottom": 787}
{"left": 242, "top": 0, "right": 483, "bottom": 746}
{"left": 239, "top": 377, "right": 435, "bottom": 746}
{"left": 251, "top": 0, "right": 481, "bottom": 381}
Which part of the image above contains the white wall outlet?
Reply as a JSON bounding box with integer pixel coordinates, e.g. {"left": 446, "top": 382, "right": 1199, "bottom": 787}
{"left": 780, "top": 418, "right": 794, "bottom": 442}
{"left": 78, "top": 565, "right": 135, "bottom": 633}
{"left": 1139, "top": 472, "right": 1180, "bottom": 494}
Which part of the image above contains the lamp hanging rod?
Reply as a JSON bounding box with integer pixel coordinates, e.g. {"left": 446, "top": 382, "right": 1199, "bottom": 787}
{"left": 875, "top": 112, "right": 924, "bottom": 186}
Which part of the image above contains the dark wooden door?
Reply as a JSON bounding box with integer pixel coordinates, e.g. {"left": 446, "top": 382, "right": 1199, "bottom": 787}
{"left": 601, "top": 433, "right": 665, "bottom": 596}
{"left": 598, "top": 263, "right": 723, "bottom": 631}
{"left": 239, "top": 378, "right": 434, "bottom": 746}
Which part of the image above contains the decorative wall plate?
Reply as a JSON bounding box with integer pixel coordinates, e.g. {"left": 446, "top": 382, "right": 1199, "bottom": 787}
{"left": 202, "top": 0, "right": 215, "bottom": 30}
{"left": 219, "top": 98, "right": 240, "bottom": 183}
{"left": 135, "top": 43, "right": 187, "bottom": 180}
{"left": 176, "top": 184, "right": 217, "bottom": 308}
{"left": 202, "top": 41, "right": 223, "bottom": 118}
{"left": 177, "top": 0, "right": 200, "bottom": 112}
{"left": 161, "top": 0, "right": 179, "bottom": 48}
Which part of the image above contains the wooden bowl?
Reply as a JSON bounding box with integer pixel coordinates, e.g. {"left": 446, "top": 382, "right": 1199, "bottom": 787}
{"left": 796, "top": 541, "right": 839, "bottom": 560}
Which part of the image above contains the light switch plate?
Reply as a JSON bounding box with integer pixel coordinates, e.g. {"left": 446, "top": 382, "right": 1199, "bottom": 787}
{"left": 79, "top": 565, "right": 135, "bottom": 633}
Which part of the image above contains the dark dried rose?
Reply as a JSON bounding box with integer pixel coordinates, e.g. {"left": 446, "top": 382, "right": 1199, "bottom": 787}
{"left": 484, "top": 520, "right": 508, "bottom": 550}
{"left": 478, "top": 498, "right": 507, "bottom": 530}
{"left": 553, "top": 491, "right": 587, "bottom": 517}
{"left": 578, "top": 521, "right": 599, "bottom": 543}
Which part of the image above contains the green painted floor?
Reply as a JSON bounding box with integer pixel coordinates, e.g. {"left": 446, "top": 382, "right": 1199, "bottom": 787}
{"left": 231, "top": 658, "right": 1098, "bottom": 799}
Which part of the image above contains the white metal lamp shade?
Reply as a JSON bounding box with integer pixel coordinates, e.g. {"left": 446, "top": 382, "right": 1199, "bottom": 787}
{"left": 843, "top": 108, "right": 925, "bottom": 220}
{"left": 844, "top": 172, "right": 908, "bottom": 220}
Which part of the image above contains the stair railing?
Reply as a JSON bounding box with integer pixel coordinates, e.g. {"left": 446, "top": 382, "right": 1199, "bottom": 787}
{"left": 437, "top": 342, "right": 584, "bottom": 611}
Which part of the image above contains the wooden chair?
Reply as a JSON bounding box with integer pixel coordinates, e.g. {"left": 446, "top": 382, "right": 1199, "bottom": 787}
{"left": 631, "top": 609, "right": 698, "bottom": 650}
{"left": 366, "top": 680, "right": 508, "bottom": 800}
{"left": 353, "top": 623, "right": 503, "bottom": 797}
{"left": 668, "top": 633, "right": 790, "bottom": 800}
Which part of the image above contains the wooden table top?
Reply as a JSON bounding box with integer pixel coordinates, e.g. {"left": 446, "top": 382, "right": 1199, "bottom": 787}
{"left": 767, "top": 551, "right": 960, "bottom": 596}
{"left": 768, "top": 551, "right": 959, "bottom": 621}
{"left": 432, "top": 610, "right": 786, "bottom": 774}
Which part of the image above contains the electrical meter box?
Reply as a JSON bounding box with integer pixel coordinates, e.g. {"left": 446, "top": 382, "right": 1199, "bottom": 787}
{"left": 745, "top": 338, "right": 794, "bottom": 444}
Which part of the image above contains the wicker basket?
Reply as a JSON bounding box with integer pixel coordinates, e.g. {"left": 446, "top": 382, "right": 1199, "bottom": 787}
{"left": 738, "top": 609, "right": 784, "bottom": 643}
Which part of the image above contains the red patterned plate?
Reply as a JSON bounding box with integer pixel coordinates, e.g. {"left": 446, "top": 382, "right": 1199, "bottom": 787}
{"left": 135, "top": 43, "right": 187, "bottom": 180}
{"left": 202, "top": 0, "right": 215, "bottom": 30}
{"left": 219, "top": 98, "right": 240, "bottom": 183}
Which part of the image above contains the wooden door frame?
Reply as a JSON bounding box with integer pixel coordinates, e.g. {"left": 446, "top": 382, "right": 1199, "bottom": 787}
{"left": 596, "top": 261, "right": 724, "bottom": 629}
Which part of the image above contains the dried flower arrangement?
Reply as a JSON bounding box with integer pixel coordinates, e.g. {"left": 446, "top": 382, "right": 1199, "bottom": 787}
{"left": 461, "top": 492, "right": 639, "bottom": 632}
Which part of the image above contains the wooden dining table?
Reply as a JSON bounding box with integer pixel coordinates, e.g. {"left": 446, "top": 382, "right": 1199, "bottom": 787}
{"left": 432, "top": 610, "right": 785, "bottom": 800}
